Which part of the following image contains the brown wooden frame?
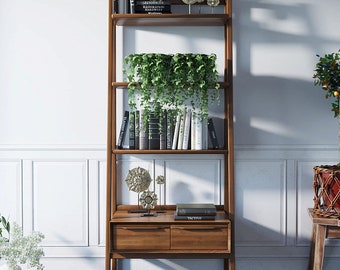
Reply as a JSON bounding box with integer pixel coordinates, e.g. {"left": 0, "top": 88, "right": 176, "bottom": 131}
{"left": 105, "top": 1, "right": 234, "bottom": 269}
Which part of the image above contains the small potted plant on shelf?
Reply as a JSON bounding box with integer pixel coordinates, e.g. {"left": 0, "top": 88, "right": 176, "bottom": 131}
{"left": 0, "top": 214, "right": 45, "bottom": 270}
{"left": 123, "top": 53, "right": 220, "bottom": 127}
{"left": 312, "top": 49, "right": 340, "bottom": 217}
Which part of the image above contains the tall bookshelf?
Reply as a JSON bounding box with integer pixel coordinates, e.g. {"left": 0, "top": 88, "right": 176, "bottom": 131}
{"left": 105, "top": 1, "right": 234, "bottom": 270}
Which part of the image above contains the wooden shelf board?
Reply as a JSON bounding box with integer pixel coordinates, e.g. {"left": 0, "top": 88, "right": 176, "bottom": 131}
{"left": 112, "top": 149, "right": 228, "bottom": 154}
{"left": 112, "top": 81, "right": 231, "bottom": 88}
{"left": 112, "top": 14, "right": 229, "bottom": 26}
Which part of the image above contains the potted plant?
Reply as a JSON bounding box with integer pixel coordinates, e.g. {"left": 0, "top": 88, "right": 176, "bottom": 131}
{"left": 123, "top": 53, "right": 220, "bottom": 127}
{"left": 0, "top": 215, "right": 45, "bottom": 270}
{"left": 312, "top": 49, "right": 340, "bottom": 217}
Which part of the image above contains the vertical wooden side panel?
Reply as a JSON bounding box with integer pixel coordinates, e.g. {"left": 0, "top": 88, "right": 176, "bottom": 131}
{"left": 106, "top": 0, "right": 114, "bottom": 269}
{"left": 225, "top": 1, "right": 235, "bottom": 270}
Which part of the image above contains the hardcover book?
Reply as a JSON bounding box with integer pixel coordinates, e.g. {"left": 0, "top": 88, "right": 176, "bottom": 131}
{"left": 159, "top": 114, "right": 167, "bottom": 150}
{"left": 182, "top": 108, "right": 191, "bottom": 150}
{"left": 139, "top": 109, "right": 149, "bottom": 150}
{"left": 207, "top": 118, "right": 219, "bottom": 149}
{"left": 148, "top": 112, "right": 160, "bottom": 150}
{"left": 174, "top": 212, "right": 216, "bottom": 220}
{"left": 177, "top": 108, "right": 186, "bottom": 150}
{"left": 129, "top": 111, "right": 135, "bottom": 149}
{"left": 135, "top": 110, "right": 140, "bottom": 149}
{"left": 166, "top": 110, "right": 175, "bottom": 150}
{"left": 135, "top": 0, "right": 171, "bottom": 13}
{"left": 176, "top": 203, "right": 217, "bottom": 216}
{"left": 117, "top": 111, "right": 129, "bottom": 149}
{"left": 171, "top": 112, "right": 181, "bottom": 150}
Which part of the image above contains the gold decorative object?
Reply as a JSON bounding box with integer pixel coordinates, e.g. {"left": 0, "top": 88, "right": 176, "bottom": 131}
{"left": 139, "top": 190, "right": 158, "bottom": 216}
{"left": 125, "top": 167, "right": 152, "bottom": 193}
{"left": 181, "top": 0, "right": 204, "bottom": 14}
{"left": 124, "top": 166, "right": 152, "bottom": 213}
{"left": 156, "top": 175, "right": 165, "bottom": 185}
{"left": 155, "top": 175, "right": 166, "bottom": 213}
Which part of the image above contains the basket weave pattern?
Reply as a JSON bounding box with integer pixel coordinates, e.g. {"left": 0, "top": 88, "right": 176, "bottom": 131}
{"left": 313, "top": 166, "right": 340, "bottom": 218}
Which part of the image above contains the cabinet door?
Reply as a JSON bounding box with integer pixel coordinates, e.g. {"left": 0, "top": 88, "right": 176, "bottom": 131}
{"left": 171, "top": 225, "right": 230, "bottom": 251}
{"left": 113, "top": 225, "right": 170, "bottom": 250}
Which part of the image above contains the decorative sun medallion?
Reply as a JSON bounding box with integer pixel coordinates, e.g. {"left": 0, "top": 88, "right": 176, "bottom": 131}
{"left": 139, "top": 190, "right": 158, "bottom": 210}
{"left": 155, "top": 175, "right": 165, "bottom": 185}
{"left": 125, "top": 167, "right": 152, "bottom": 193}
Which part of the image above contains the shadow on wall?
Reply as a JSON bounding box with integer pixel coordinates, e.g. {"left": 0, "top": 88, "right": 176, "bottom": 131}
{"left": 233, "top": 0, "right": 340, "bottom": 145}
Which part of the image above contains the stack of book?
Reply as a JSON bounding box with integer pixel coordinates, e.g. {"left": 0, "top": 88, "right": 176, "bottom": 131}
{"left": 117, "top": 109, "right": 219, "bottom": 150}
{"left": 133, "top": 0, "right": 171, "bottom": 14}
{"left": 174, "top": 203, "right": 217, "bottom": 220}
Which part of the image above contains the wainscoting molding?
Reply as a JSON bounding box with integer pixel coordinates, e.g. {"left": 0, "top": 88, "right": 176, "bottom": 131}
{"left": 0, "top": 146, "right": 106, "bottom": 258}
{"left": 1, "top": 144, "right": 340, "bottom": 269}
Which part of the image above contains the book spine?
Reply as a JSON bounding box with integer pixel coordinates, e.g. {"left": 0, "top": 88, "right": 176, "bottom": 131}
{"left": 174, "top": 214, "right": 216, "bottom": 220}
{"left": 177, "top": 108, "right": 186, "bottom": 150}
{"left": 130, "top": 0, "right": 135, "bottom": 13}
{"left": 182, "top": 108, "right": 191, "bottom": 150}
{"left": 139, "top": 110, "right": 149, "bottom": 150}
{"left": 135, "top": 6, "right": 171, "bottom": 13}
{"left": 116, "top": 111, "right": 129, "bottom": 149}
{"left": 159, "top": 114, "right": 167, "bottom": 150}
{"left": 176, "top": 208, "right": 216, "bottom": 216}
{"left": 134, "top": 110, "right": 140, "bottom": 149}
{"left": 118, "top": 0, "right": 130, "bottom": 13}
{"left": 190, "top": 113, "right": 196, "bottom": 150}
{"left": 171, "top": 112, "right": 181, "bottom": 150}
{"left": 207, "top": 118, "right": 219, "bottom": 149}
{"left": 202, "top": 118, "right": 208, "bottom": 150}
{"left": 194, "top": 114, "right": 203, "bottom": 150}
{"left": 148, "top": 112, "right": 160, "bottom": 150}
{"left": 166, "top": 110, "right": 174, "bottom": 150}
{"left": 129, "top": 111, "right": 135, "bottom": 149}
{"left": 135, "top": 0, "right": 171, "bottom": 4}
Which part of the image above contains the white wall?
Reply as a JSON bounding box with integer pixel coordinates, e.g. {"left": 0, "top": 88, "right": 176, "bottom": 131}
{"left": 1, "top": 0, "right": 340, "bottom": 270}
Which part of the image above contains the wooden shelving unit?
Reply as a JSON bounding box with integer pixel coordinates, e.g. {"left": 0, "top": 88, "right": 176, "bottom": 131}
{"left": 105, "top": 1, "right": 234, "bottom": 270}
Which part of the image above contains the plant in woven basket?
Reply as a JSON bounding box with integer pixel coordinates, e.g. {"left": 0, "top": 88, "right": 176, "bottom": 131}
{"left": 312, "top": 49, "right": 340, "bottom": 216}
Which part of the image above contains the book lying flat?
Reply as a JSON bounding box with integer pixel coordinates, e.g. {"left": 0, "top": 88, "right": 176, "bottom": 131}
{"left": 174, "top": 212, "right": 216, "bottom": 220}
{"left": 176, "top": 203, "right": 217, "bottom": 216}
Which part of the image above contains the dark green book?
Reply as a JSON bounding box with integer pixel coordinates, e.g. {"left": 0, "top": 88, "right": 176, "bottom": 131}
{"left": 176, "top": 203, "right": 217, "bottom": 216}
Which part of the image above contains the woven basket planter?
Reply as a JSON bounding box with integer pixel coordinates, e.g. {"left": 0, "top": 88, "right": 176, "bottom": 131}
{"left": 313, "top": 165, "right": 340, "bottom": 218}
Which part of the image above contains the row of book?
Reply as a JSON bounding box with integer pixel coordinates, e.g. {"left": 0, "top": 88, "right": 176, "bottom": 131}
{"left": 117, "top": 0, "right": 172, "bottom": 14}
{"left": 174, "top": 203, "right": 217, "bottom": 220}
{"left": 116, "top": 109, "right": 220, "bottom": 150}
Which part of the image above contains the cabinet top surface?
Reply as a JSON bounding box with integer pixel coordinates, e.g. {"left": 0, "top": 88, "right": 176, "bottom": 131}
{"left": 111, "top": 210, "right": 230, "bottom": 224}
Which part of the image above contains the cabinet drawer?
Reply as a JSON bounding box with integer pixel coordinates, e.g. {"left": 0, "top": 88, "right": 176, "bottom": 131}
{"left": 171, "top": 225, "right": 230, "bottom": 250}
{"left": 113, "top": 225, "right": 170, "bottom": 250}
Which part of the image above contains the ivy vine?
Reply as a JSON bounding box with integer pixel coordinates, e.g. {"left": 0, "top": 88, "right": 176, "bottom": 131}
{"left": 124, "top": 53, "right": 220, "bottom": 126}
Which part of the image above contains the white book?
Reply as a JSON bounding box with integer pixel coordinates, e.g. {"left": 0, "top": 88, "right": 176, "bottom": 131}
{"left": 177, "top": 108, "right": 186, "bottom": 150}
{"left": 194, "top": 115, "right": 203, "bottom": 150}
{"left": 171, "top": 112, "right": 181, "bottom": 150}
{"left": 182, "top": 109, "right": 191, "bottom": 150}
{"left": 191, "top": 113, "right": 196, "bottom": 150}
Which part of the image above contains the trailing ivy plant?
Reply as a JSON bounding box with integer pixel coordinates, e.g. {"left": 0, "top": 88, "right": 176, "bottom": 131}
{"left": 123, "top": 53, "right": 220, "bottom": 127}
